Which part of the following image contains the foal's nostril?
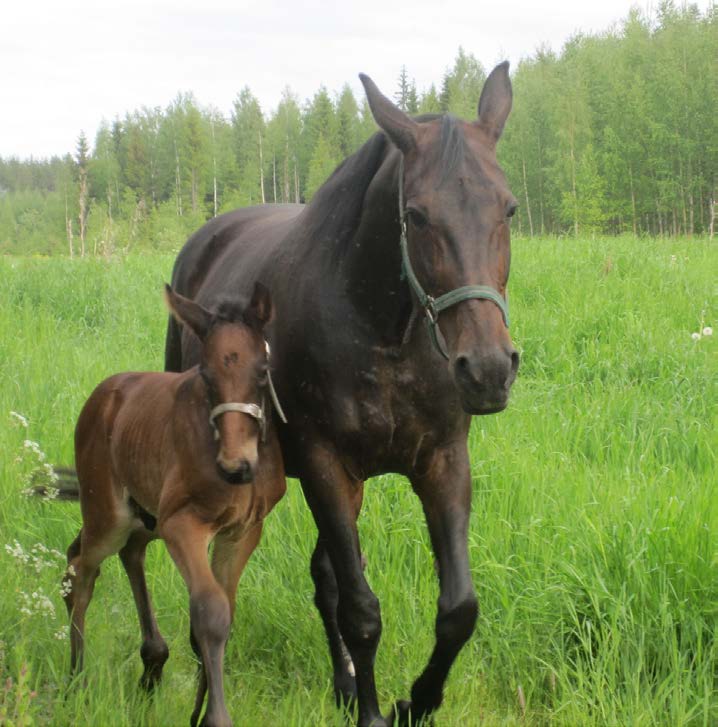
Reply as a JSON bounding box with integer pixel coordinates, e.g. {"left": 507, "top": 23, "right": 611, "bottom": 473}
{"left": 510, "top": 350, "right": 520, "bottom": 375}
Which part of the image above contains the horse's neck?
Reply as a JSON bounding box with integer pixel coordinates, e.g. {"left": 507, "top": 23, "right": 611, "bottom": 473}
{"left": 338, "top": 155, "right": 413, "bottom": 342}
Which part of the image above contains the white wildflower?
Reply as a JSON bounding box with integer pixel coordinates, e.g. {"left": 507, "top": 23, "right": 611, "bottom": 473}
{"left": 5, "top": 540, "right": 30, "bottom": 564}
{"left": 10, "top": 411, "right": 29, "bottom": 428}
{"left": 691, "top": 332, "right": 701, "bottom": 341}
{"left": 23, "top": 440, "right": 46, "bottom": 462}
{"left": 703, "top": 326, "right": 713, "bottom": 337}
{"left": 18, "top": 588, "right": 56, "bottom": 619}
{"left": 53, "top": 625, "right": 69, "bottom": 641}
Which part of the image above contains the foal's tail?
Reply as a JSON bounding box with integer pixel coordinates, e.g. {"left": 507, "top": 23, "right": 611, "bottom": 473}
{"left": 30, "top": 466, "right": 80, "bottom": 501}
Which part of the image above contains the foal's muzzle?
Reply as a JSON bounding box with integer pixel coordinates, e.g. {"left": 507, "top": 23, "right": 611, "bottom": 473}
{"left": 216, "top": 456, "right": 255, "bottom": 485}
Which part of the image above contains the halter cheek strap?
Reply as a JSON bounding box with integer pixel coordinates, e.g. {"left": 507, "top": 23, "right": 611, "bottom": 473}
{"left": 398, "top": 157, "right": 510, "bottom": 360}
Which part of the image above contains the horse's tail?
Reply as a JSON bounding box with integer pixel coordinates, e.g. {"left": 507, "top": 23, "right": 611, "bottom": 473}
{"left": 30, "top": 466, "right": 80, "bottom": 501}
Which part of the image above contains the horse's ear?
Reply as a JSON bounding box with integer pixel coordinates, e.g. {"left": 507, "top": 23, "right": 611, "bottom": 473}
{"left": 246, "top": 282, "right": 273, "bottom": 331}
{"left": 477, "top": 61, "right": 512, "bottom": 143}
{"left": 164, "top": 284, "right": 212, "bottom": 341}
{"left": 359, "top": 73, "right": 418, "bottom": 154}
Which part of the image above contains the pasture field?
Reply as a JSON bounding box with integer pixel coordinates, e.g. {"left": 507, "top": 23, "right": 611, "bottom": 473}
{"left": 0, "top": 236, "right": 715, "bottom": 726}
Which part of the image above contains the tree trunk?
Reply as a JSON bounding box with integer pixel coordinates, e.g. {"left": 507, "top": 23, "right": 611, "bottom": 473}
{"left": 629, "top": 165, "right": 637, "bottom": 236}
{"left": 272, "top": 155, "right": 277, "bottom": 203}
{"left": 78, "top": 168, "right": 88, "bottom": 257}
{"left": 174, "top": 138, "right": 183, "bottom": 217}
{"left": 294, "top": 158, "right": 300, "bottom": 203}
{"left": 537, "top": 134, "right": 545, "bottom": 234}
{"left": 521, "top": 156, "right": 534, "bottom": 237}
{"left": 258, "top": 131, "right": 266, "bottom": 204}
{"left": 65, "top": 191, "right": 73, "bottom": 258}
{"left": 211, "top": 120, "right": 218, "bottom": 217}
{"left": 284, "top": 137, "right": 290, "bottom": 203}
{"left": 570, "top": 140, "right": 578, "bottom": 236}
{"left": 709, "top": 195, "right": 716, "bottom": 241}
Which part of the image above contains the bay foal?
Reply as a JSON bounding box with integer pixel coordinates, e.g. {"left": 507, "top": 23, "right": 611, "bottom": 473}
{"left": 63, "top": 283, "right": 286, "bottom": 727}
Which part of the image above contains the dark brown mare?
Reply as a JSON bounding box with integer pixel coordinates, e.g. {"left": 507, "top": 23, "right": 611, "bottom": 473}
{"left": 64, "top": 284, "right": 286, "bottom": 727}
{"left": 166, "top": 63, "right": 518, "bottom": 726}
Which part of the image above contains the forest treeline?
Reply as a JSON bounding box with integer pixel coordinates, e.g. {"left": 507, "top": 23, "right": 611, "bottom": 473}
{"left": 1, "top": 2, "right": 715, "bottom": 255}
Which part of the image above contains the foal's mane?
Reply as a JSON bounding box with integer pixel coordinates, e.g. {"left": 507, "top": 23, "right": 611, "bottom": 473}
{"left": 213, "top": 298, "right": 260, "bottom": 333}
{"left": 301, "top": 114, "right": 467, "bottom": 255}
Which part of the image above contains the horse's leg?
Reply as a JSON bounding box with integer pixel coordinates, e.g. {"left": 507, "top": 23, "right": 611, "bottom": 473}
{"left": 389, "top": 442, "right": 478, "bottom": 725}
{"left": 301, "top": 450, "right": 385, "bottom": 727}
{"left": 310, "top": 480, "right": 365, "bottom": 710}
{"left": 186, "top": 523, "right": 264, "bottom": 727}
{"left": 118, "top": 529, "right": 169, "bottom": 691}
{"left": 161, "top": 511, "right": 232, "bottom": 727}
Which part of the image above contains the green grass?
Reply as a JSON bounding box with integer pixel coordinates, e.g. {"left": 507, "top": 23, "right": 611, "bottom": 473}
{"left": 0, "top": 237, "right": 715, "bottom": 726}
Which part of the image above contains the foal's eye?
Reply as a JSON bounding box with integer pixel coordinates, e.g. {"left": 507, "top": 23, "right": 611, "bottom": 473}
{"left": 506, "top": 203, "right": 518, "bottom": 219}
{"left": 407, "top": 207, "right": 428, "bottom": 230}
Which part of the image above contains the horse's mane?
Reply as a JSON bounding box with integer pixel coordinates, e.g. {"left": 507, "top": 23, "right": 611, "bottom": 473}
{"left": 300, "top": 114, "right": 466, "bottom": 256}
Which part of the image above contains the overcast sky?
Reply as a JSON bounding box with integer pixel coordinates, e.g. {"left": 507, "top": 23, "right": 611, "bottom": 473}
{"left": 2, "top": 0, "right": 711, "bottom": 159}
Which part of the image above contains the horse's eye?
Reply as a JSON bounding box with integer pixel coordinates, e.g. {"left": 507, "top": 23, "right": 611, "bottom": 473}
{"left": 506, "top": 203, "right": 518, "bottom": 219}
{"left": 407, "top": 207, "right": 428, "bottom": 230}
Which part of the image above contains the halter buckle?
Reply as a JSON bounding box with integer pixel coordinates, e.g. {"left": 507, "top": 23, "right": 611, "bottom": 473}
{"left": 425, "top": 296, "right": 438, "bottom": 324}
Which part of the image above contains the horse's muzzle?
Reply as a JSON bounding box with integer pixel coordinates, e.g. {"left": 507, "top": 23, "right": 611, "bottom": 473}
{"left": 454, "top": 347, "right": 519, "bottom": 414}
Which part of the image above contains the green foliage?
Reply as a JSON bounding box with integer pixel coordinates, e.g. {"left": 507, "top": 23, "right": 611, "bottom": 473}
{"left": 0, "top": 236, "right": 715, "bottom": 725}
{"left": 0, "top": 5, "right": 715, "bottom": 253}
{"left": 304, "top": 134, "right": 338, "bottom": 201}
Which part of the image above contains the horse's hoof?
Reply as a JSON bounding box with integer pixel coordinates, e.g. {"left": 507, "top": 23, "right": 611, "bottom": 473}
{"left": 334, "top": 672, "right": 358, "bottom": 713}
{"left": 138, "top": 671, "right": 161, "bottom": 693}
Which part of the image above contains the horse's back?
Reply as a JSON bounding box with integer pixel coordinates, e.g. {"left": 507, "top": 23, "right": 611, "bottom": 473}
{"left": 167, "top": 204, "right": 304, "bottom": 373}
{"left": 171, "top": 204, "right": 304, "bottom": 299}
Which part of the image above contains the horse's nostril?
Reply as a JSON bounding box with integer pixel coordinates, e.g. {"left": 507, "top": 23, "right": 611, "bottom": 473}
{"left": 456, "top": 355, "right": 470, "bottom": 373}
{"left": 510, "top": 350, "right": 520, "bottom": 373}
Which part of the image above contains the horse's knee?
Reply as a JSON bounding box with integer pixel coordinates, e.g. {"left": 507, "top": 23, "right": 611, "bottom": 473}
{"left": 190, "top": 590, "right": 230, "bottom": 648}
{"left": 436, "top": 591, "right": 478, "bottom": 648}
{"left": 339, "top": 590, "right": 382, "bottom": 651}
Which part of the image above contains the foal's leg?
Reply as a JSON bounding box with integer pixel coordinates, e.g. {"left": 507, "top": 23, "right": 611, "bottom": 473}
{"left": 64, "top": 524, "right": 129, "bottom": 675}
{"left": 389, "top": 442, "right": 477, "bottom": 725}
{"left": 119, "top": 529, "right": 169, "bottom": 690}
{"left": 161, "top": 511, "right": 232, "bottom": 727}
{"left": 300, "top": 448, "right": 385, "bottom": 727}
{"left": 310, "top": 480, "right": 365, "bottom": 710}
{"left": 188, "top": 523, "right": 264, "bottom": 727}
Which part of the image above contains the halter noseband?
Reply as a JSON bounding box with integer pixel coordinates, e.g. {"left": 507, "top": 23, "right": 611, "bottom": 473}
{"left": 398, "top": 157, "right": 510, "bottom": 360}
{"left": 208, "top": 341, "right": 288, "bottom": 442}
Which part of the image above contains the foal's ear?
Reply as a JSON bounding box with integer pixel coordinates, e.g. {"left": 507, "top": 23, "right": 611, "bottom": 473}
{"left": 359, "top": 73, "right": 418, "bottom": 154}
{"left": 164, "top": 284, "right": 213, "bottom": 341}
{"left": 477, "top": 61, "right": 513, "bottom": 144}
{"left": 246, "top": 282, "right": 273, "bottom": 331}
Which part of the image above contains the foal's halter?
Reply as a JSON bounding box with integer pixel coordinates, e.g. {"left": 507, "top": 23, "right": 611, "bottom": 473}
{"left": 208, "top": 341, "right": 288, "bottom": 442}
{"left": 398, "top": 157, "right": 510, "bottom": 360}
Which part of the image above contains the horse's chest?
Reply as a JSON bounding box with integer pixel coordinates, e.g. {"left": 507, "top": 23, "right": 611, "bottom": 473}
{"left": 319, "top": 359, "right": 448, "bottom": 476}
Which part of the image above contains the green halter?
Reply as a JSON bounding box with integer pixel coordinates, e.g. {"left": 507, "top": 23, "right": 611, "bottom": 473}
{"left": 398, "top": 158, "right": 510, "bottom": 360}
